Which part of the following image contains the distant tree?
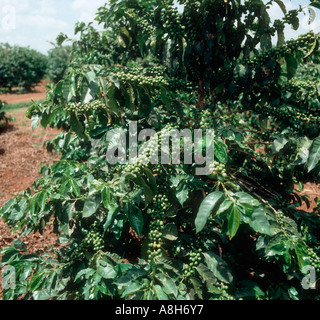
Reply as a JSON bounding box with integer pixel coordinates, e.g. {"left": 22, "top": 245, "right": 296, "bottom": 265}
{"left": 0, "top": 43, "right": 48, "bottom": 91}
{"left": 47, "top": 46, "right": 72, "bottom": 83}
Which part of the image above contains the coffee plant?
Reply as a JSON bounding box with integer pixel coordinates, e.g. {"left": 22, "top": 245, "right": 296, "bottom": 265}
{"left": 47, "top": 46, "right": 72, "bottom": 84}
{"left": 2, "top": 0, "right": 320, "bottom": 300}
{"left": 0, "top": 43, "right": 48, "bottom": 91}
{"left": 0, "top": 100, "right": 8, "bottom": 127}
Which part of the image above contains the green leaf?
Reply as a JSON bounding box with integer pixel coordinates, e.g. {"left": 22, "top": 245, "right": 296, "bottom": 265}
{"left": 235, "top": 192, "right": 260, "bottom": 207}
{"left": 285, "top": 53, "right": 297, "bottom": 80}
{"left": 31, "top": 114, "right": 40, "bottom": 130}
{"left": 56, "top": 33, "right": 68, "bottom": 45}
{"left": 153, "top": 285, "right": 169, "bottom": 300}
{"left": 294, "top": 242, "right": 310, "bottom": 270}
{"left": 162, "top": 223, "right": 178, "bottom": 241}
{"left": 247, "top": 207, "right": 271, "bottom": 236}
{"left": 69, "top": 178, "right": 80, "bottom": 197}
{"left": 307, "top": 136, "right": 320, "bottom": 172}
{"left": 29, "top": 273, "right": 46, "bottom": 291}
{"left": 304, "top": 35, "right": 317, "bottom": 59}
{"left": 195, "top": 191, "right": 225, "bottom": 234}
{"left": 70, "top": 111, "right": 87, "bottom": 140}
{"left": 155, "top": 273, "right": 178, "bottom": 297}
{"left": 214, "top": 140, "right": 228, "bottom": 164}
{"left": 37, "top": 191, "right": 48, "bottom": 212}
{"left": 203, "top": 251, "right": 233, "bottom": 284}
{"left": 228, "top": 204, "right": 240, "bottom": 239}
{"left": 121, "top": 281, "right": 145, "bottom": 298}
{"left": 128, "top": 203, "right": 144, "bottom": 238}
{"left": 271, "top": 137, "right": 289, "bottom": 153}
{"left": 196, "top": 263, "right": 217, "bottom": 291}
{"left": 83, "top": 193, "right": 101, "bottom": 218}
{"left": 101, "top": 187, "right": 111, "bottom": 208}
{"left": 97, "top": 265, "right": 116, "bottom": 279}
{"left": 176, "top": 181, "right": 189, "bottom": 206}
{"left": 274, "top": 0, "right": 287, "bottom": 14}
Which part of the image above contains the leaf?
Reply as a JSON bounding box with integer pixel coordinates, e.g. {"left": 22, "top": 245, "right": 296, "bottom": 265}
{"left": 196, "top": 263, "right": 217, "bottom": 291}
{"left": 155, "top": 273, "right": 178, "bottom": 297}
{"left": 235, "top": 192, "right": 260, "bottom": 207}
{"left": 310, "top": 2, "right": 320, "bottom": 10}
{"left": 31, "top": 114, "right": 40, "bottom": 130}
{"left": 69, "top": 178, "right": 80, "bottom": 197}
{"left": 274, "top": 0, "right": 287, "bottom": 14}
{"left": 37, "top": 191, "right": 48, "bottom": 212}
{"left": 121, "top": 281, "right": 145, "bottom": 298}
{"left": 29, "top": 273, "right": 46, "bottom": 291}
{"left": 271, "top": 137, "right": 289, "bottom": 153}
{"left": 285, "top": 53, "right": 298, "bottom": 80}
{"left": 195, "top": 191, "right": 225, "bottom": 234}
{"left": 83, "top": 193, "right": 101, "bottom": 218}
{"left": 247, "top": 207, "right": 271, "bottom": 236}
{"left": 56, "top": 33, "right": 68, "bottom": 45}
{"left": 294, "top": 242, "right": 310, "bottom": 270}
{"left": 307, "top": 136, "right": 320, "bottom": 172}
{"left": 162, "top": 223, "right": 178, "bottom": 241}
{"left": 74, "top": 21, "right": 86, "bottom": 35}
{"left": 203, "top": 251, "right": 233, "bottom": 284}
{"left": 304, "top": 35, "right": 317, "bottom": 59}
{"left": 97, "top": 265, "right": 116, "bottom": 279}
{"left": 214, "top": 140, "right": 228, "bottom": 164}
{"left": 228, "top": 204, "right": 240, "bottom": 239}
{"left": 128, "top": 203, "right": 144, "bottom": 238}
{"left": 153, "top": 285, "right": 169, "bottom": 300}
{"left": 175, "top": 181, "right": 189, "bottom": 206}
{"left": 70, "top": 112, "right": 87, "bottom": 140}
{"left": 101, "top": 187, "right": 111, "bottom": 208}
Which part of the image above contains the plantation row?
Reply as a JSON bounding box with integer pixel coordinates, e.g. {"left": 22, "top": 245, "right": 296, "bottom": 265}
{"left": 1, "top": 0, "right": 320, "bottom": 300}
{"left": 0, "top": 44, "right": 71, "bottom": 93}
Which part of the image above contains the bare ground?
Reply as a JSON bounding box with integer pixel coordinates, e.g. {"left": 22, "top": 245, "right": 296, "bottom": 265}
{"left": 0, "top": 84, "right": 60, "bottom": 299}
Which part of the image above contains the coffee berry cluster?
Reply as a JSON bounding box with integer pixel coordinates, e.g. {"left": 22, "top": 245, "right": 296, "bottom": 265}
{"left": 160, "top": 5, "right": 185, "bottom": 40}
{"left": 217, "top": 282, "right": 236, "bottom": 300}
{"left": 65, "top": 100, "right": 105, "bottom": 113}
{"left": 208, "top": 162, "right": 228, "bottom": 180}
{"left": 68, "top": 222, "right": 104, "bottom": 262}
{"left": 284, "top": 79, "right": 318, "bottom": 98}
{"left": 136, "top": 16, "right": 154, "bottom": 37}
{"left": 307, "top": 247, "right": 320, "bottom": 272}
{"left": 245, "top": 31, "right": 315, "bottom": 67}
{"left": 200, "top": 109, "right": 214, "bottom": 130}
{"left": 183, "top": 246, "right": 203, "bottom": 278}
{"left": 147, "top": 167, "right": 172, "bottom": 262}
{"left": 109, "top": 71, "right": 168, "bottom": 87}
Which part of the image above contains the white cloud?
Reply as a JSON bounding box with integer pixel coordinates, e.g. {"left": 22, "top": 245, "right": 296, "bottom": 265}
{"left": 71, "top": 0, "right": 106, "bottom": 23}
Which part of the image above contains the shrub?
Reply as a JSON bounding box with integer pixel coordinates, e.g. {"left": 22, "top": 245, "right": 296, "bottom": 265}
{"left": 1, "top": 0, "right": 320, "bottom": 301}
{"left": 0, "top": 43, "right": 48, "bottom": 91}
{"left": 47, "top": 46, "right": 72, "bottom": 84}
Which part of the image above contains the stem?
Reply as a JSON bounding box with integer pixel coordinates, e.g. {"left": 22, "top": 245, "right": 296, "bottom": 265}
{"left": 197, "top": 78, "right": 205, "bottom": 110}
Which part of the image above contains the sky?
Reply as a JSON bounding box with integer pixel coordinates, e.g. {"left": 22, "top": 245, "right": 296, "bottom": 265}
{"left": 0, "top": 0, "right": 319, "bottom": 55}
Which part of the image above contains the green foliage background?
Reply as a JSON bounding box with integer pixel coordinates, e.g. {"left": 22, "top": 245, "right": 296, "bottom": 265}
{"left": 1, "top": 0, "right": 320, "bottom": 300}
{"left": 47, "top": 46, "right": 72, "bottom": 84}
{"left": 0, "top": 44, "right": 47, "bottom": 91}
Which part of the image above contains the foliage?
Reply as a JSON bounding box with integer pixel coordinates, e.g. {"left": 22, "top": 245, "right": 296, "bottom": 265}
{"left": 47, "top": 46, "right": 72, "bottom": 84}
{"left": 0, "top": 100, "right": 9, "bottom": 126}
{"left": 0, "top": 43, "right": 48, "bottom": 91}
{"left": 1, "top": 0, "right": 320, "bottom": 300}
